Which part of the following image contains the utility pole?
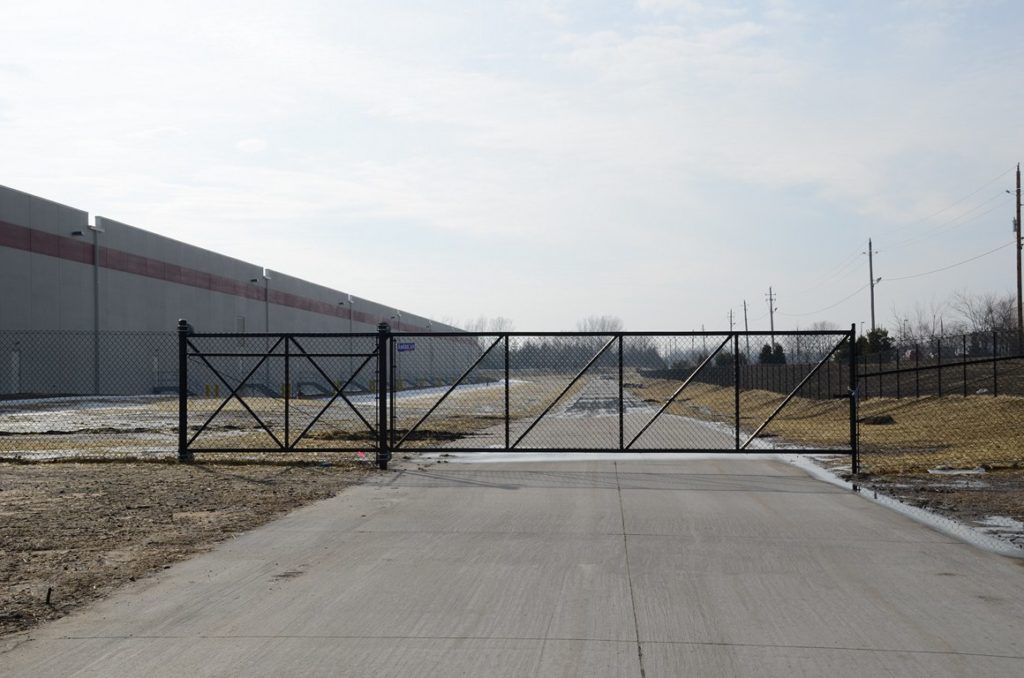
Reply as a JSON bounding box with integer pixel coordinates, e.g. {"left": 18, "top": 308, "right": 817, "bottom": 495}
{"left": 1016, "top": 163, "right": 1022, "bottom": 352}
{"left": 865, "top": 238, "right": 879, "bottom": 334}
{"left": 742, "top": 299, "right": 750, "bottom": 358}
{"left": 727, "top": 309, "right": 735, "bottom": 333}
{"left": 765, "top": 287, "right": 777, "bottom": 347}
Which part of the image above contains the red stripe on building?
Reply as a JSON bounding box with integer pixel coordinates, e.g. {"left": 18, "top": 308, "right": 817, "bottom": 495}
{"left": 0, "top": 219, "right": 440, "bottom": 333}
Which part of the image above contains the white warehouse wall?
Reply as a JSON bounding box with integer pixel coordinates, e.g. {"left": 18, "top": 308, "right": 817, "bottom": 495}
{"left": 0, "top": 184, "right": 470, "bottom": 395}
{"left": 0, "top": 184, "right": 457, "bottom": 335}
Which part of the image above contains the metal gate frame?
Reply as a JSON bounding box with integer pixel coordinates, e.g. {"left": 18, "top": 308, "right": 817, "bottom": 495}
{"left": 178, "top": 321, "right": 859, "bottom": 471}
{"left": 177, "top": 320, "right": 390, "bottom": 468}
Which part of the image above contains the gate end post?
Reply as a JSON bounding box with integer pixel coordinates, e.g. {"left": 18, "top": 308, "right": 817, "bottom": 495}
{"left": 734, "top": 333, "right": 741, "bottom": 450}
{"left": 177, "top": 319, "right": 193, "bottom": 463}
{"left": 376, "top": 322, "right": 391, "bottom": 470}
{"left": 849, "top": 323, "right": 859, "bottom": 475}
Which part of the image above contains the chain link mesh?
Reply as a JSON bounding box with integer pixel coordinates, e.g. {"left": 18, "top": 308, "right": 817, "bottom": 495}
{"left": 185, "top": 334, "right": 379, "bottom": 453}
{"left": 0, "top": 331, "right": 178, "bottom": 460}
{"left": 854, "top": 331, "right": 1024, "bottom": 474}
{"left": 4, "top": 329, "right": 1023, "bottom": 481}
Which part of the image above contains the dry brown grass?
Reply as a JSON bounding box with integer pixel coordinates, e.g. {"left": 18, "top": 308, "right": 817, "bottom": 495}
{"left": 627, "top": 376, "right": 1024, "bottom": 474}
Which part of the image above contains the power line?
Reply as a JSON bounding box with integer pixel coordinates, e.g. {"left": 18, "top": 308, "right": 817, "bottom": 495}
{"left": 887, "top": 166, "right": 1015, "bottom": 233}
{"left": 886, "top": 191, "right": 1006, "bottom": 250}
{"left": 791, "top": 249, "right": 864, "bottom": 295}
{"left": 777, "top": 283, "right": 870, "bottom": 317}
{"left": 790, "top": 167, "right": 1013, "bottom": 295}
{"left": 885, "top": 241, "right": 1014, "bottom": 282}
{"left": 777, "top": 241, "right": 1013, "bottom": 318}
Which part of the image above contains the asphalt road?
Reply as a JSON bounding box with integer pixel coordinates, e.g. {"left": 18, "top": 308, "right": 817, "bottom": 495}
{"left": 2, "top": 457, "right": 1023, "bottom": 677}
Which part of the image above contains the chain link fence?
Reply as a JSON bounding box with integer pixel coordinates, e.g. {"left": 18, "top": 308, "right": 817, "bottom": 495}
{"left": 852, "top": 331, "right": 1024, "bottom": 475}
{"left": 0, "top": 330, "right": 376, "bottom": 463}
{"left": 3, "top": 328, "right": 1023, "bottom": 481}
{"left": 0, "top": 330, "right": 179, "bottom": 460}
{"left": 381, "top": 331, "right": 855, "bottom": 459}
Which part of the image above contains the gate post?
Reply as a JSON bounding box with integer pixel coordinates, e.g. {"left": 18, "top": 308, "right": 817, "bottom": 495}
{"left": 734, "top": 333, "right": 741, "bottom": 449}
{"left": 376, "top": 323, "right": 391, "bottom": 470}
{"left": 849, "top": 324, "right": 859, "bottom": 475}
{"left": 177, "top": 319, "right": 193, "bottom": 463}
{"left": 618, "top": 334, "right": 624, "bottom": 450}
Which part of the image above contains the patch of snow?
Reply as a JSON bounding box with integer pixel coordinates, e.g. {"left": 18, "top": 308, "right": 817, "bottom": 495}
{"left": 782, "top": 454, "right": 1024, "bottom": 559}
{"left": 977, "top": 515, "right": 1024, "bottom": 531}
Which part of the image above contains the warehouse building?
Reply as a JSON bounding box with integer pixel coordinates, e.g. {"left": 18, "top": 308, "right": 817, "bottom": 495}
{"left": 0, "top": 184, "right": 463, "bottom": 395}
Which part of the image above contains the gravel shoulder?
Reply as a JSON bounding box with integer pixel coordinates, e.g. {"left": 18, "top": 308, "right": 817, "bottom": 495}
{"left": 0, "top": 459, "right": 371, "bottom": 637}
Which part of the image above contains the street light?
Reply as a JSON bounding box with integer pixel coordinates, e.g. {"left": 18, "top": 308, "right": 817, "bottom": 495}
{"left": 250, "top": 271, "right": 271, "bottom": 389}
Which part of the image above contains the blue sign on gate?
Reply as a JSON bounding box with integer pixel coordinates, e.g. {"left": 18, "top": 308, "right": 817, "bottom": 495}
{"left": 397, "top": 342, "right": 416, "bottom": 352}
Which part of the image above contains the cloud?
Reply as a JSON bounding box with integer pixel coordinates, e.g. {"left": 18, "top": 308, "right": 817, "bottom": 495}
{"left": 1, "top": 1, "right": 1021, "bottom": 329}
{"left": 235, "top": 138, "right": 267, "bottom": 153}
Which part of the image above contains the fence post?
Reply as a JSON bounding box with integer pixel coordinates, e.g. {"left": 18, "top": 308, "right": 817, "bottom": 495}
{"left": 993, "top": 330, "right": 999, "bottom": 397}
{"left": 963, "top": 334, "right": 968, "bottom": 397}
{"left": 376, "top": 322, "right": 390, "bottom": 470}
{"left": 284, "top": 336, "right": 291, "bottom": 448}
{"left": 849, "top": 324, "right": 859, "bottom": 475}
{"left": 505, "top": 334, "right": 510, "bottom": 450}
{"left": 915, "top": 343, "right": 920, "bottom": 398}
{"left": 827, "top": 357, "right": 832, "bottom": 399}
{"left": 895, "top": 348, "right": 901, "bottom": 399}
{"left": 877, "top": 350, "right": 883, "bottom": 398}
{"left": 734, "top": 334, "right": 741, "bottom": 449}
{"left": 937, "top": 337, "right": 943, "bottom": 397}
{"left": 618, "top": 334, "right": 624, "bottom": 450}
{"left": 177, "top": 319, "right": 192, "bottom": 463}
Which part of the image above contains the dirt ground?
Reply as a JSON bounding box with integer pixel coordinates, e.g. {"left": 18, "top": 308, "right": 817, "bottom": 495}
{"left": 856, "top": 469, "right": 1024, "bottom": 549}
{"left": 0, "top": 459, "right": 371, "bottom": 637}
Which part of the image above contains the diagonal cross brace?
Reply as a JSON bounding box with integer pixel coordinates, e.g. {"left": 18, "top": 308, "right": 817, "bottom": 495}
{"left": 288, "top": 337, "right": 377, "bottom": 446}
{"left": 511, "top": 336, "right": 617, "bottom": 449}
{"left": 739, "top": 336, "right": 849, "bottom": 450}
{"left": 394, "top": 336, "right": 504, "bottom": 449}
{"left": 186, "top": 336, "right": 285, "bottom": 449}
{"left": 625, "top": 335, "right": 732, "bottom": 450}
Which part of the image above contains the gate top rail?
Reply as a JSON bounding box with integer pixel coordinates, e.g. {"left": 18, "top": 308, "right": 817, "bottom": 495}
{"left": 187, "top": 332, "right": 381, "bottom": 338}
{"left": 388, "top": 330, "right": 855, "bottom": 338}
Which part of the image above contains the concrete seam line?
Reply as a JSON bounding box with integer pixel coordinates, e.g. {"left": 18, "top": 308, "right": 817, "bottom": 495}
{"left": 615, "top": 460, "right": 648, "bottom": 678}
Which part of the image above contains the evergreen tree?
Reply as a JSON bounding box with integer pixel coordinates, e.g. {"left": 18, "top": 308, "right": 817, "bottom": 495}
{"left": 866, "top": 327, "right": 894, "bottom": 354}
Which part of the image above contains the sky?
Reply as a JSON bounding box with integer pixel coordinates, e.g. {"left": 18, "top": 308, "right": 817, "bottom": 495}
{"left": 2, "top": 0, "right": 1023, "bottom": 332}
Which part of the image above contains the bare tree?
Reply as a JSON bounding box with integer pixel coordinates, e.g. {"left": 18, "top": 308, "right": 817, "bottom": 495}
{"left": 576, "top": 315, "right": 624, "bottom": 332}
{"left": 463, "top": 316, "right": 515, "bottom": 333}
{"left": 950, "top": 290, "right": 1016, "bottom": 334}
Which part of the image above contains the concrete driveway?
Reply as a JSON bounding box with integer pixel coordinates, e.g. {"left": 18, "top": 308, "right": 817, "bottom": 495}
{"left": 2, "top": 457, "right": 1023, "bottom": 677}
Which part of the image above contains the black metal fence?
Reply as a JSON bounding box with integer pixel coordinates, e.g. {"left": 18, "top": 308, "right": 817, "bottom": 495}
{"left": 849, "top": 331, "right": 1024, "bottom": 474}
{"left": 856, "top": 331, "right": 1024, "bottom": 399}
{"left": 176, "top": 324, "right": 857, "bottom": 470}
{"left": 3, "top": 323, "right": 1024, "bottom": 478}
